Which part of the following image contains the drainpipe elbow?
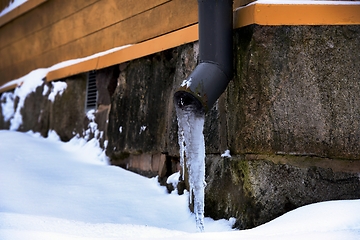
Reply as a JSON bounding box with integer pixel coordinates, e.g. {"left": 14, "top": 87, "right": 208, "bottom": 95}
{"left": 174, "top": 62, "right": 230, "bottom": 113}
{"left": 174, "top": 0, "right": 233, "bottom": 113}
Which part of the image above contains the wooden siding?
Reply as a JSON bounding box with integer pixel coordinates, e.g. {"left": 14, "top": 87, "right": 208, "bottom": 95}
{"left": 234, "top": 2, "right": 360, "bottom": 27}
{"left": 45, "top": 1, "right": 360, "bottom": 84}
{"left": 0, "top": 0, "right": 198, "bottom": 86}
{"left": 46, "top": 24, "right": 199, "bottom": 82}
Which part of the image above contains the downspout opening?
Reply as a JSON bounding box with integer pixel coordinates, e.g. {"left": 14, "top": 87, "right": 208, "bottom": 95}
{"left": 174, "top": 61, "right": 230, "bottom": 113}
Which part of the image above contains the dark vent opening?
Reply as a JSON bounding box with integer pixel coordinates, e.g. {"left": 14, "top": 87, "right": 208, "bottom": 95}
{"left": 86, "top": 70, "right": 97, "bottom": 112}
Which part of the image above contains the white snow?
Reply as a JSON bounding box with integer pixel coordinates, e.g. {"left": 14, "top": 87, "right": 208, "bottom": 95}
{"left": 8, "top": 69, "right": 46, "bottom": 130}
{"left": 48, "top": 81, "right": 67, "bottom": 102}
{"left": 0, "top": 130, "right": 360, "bottom": 239}
{"left": 181, "top": 77, "right": 192, "bottom": 88}
{"left": 0, "top": 130, "right": 233, "bottom": 239}
{"left": 0, "top": 0, "right": 27, "bottom": 17}
{"left": 2, "top": 69, "right": 69, "bottom": 131}
{"left": 0, "top": 92, "right": 14, "bottom": 121}
{"left": 85, "top": 110, "right": 97, "bottom": 136}
{"left": 139, "top": 125, "right": 147, "bottom": 134}
{"left": 166, "top": 171, "right": 181, "bottom": 189}
{"left": 221, "top": 149, "right": 232, "bottom": 158}
{"left": 176, "top": 105, "right": 206, "bottom": 231}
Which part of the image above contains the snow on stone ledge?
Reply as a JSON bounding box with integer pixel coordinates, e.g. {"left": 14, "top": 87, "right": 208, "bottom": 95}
{"left": 221, "top": 150, "right": 232, "bottom": 158}
{"left": 48, "top": 81, "right": 67, "bottom": 102}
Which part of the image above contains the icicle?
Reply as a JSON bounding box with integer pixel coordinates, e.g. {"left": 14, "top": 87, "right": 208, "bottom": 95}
{"left": 177, "top": 124, "right": 186, "bottom": 181}
{"left": 176, "top": 105, "right": 206, "bottom": 232}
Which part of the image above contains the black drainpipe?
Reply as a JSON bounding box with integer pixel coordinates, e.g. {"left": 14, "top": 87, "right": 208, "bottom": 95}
{"left": 174, "top": 0, "right": 233, "bottom": 113}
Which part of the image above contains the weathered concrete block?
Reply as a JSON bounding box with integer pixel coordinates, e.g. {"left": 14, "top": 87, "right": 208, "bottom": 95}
{"left": 228, "top": 25, "right": 360, "bottom": 159}
{"left": 205, "top": 154, "right": 360, "bottom": 229}
{"left": 152, "top": 153, "right": 166, "bottom": 176}
{"left": 94, "top": 104, "right": 110, "bottom": 148}
{"left": 2, "top": 22, "right": 358, "bottom": 231}
{"left": 128, "top": 153, "right": 153, "bottom": 173}
{"left": 20, "top": 82, "right": 51, "bottom": 136}
{"left": 116, "top": 153, "right": 167, "bottom": 178}
{"left": 0, "top": 73, "right": 97, "bottom": 143}
{"left": 104, "top": 24, "right": 360, "bottom": 229}
{"left": 106, "top": 44, "right": 199, "bottom": 160}
{"left": 96, "top": 66, "right": 118, "bottom": 106}
{"left": 0, "top": 91, "right": 14, "bottom": 129}
{"left": 49, "top": 74, "right": 87, "bottom": 141}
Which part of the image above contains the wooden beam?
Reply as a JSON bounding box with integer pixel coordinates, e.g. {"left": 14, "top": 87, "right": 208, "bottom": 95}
{"left": 46, "top": 24, "right": 199, "bottom": 81}
{"left": 234, "top": 1, "right": 360, "bottom": 28}
{"left": 0, "top": 83, "right": 18, "bottom": 93}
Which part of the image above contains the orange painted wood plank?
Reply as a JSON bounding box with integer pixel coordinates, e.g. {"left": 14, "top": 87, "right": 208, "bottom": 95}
{"left": 0, "top": 0, "right": 169, "bottom": 69}
{"left": 46, "top": 24, "right": 199, "bottom": 82}
{"left": 46, "top": 58, "right": 98, "bottom": 82}
{"left": 0, "top": 83, "right": 18, "bottom": 93}
{"left": 234, "top": 3, "right": 255, "bottom": 28}
{"left": 234, "top": 1, "right": 360, "bottom": 28}
{"left": 98, "top": 24, "right": 199, "bottom": 69}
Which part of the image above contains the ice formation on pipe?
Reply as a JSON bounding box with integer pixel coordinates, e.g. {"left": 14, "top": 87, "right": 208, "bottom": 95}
{"left": 176, "top": 105, "right": 206, "bottom": 232}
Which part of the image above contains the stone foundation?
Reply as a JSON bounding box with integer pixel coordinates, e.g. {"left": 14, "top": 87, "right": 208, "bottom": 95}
{"left": 205, "top": 154, "right": 360, "bottom": 229}
{"left": 105, "top": 25, "right": 360, "bottom": 228}
{"left": 1, "top": 25, "right": 360, "bottom": 229}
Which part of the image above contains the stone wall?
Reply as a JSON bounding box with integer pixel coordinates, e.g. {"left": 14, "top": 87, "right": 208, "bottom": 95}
{"left": 105, "top": 25, "right": 360, "bottom": 228}
{"left": 1, "top": 24, "right": 360, "bottom": 229}
{"left": 106, "top": 44, "right": 199, "bottom": 177}
{"left": 229, "top": 25, "right": 360, "bottom": 159}
{"left": 208, "top": 25, "right": 360, "bottom": 228}
{"left": 0, "top": 73, "right": 94, "bottom": 141}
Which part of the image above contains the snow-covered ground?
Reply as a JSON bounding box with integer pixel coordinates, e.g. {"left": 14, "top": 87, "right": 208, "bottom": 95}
{"left": 0, "top": 130, "right": 360, "bottom": 239}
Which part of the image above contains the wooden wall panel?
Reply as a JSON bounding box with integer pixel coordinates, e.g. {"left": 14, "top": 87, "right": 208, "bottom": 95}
{"left": 0, "top": 0, "right": 99, "bottom": 49}
{"left": 1, "top": 0, "right": 170, "bottom": 69}
{"left": 0, "top": 0, "right": 177, "bottom": 86}
{"left": 40, "top": 0, "right": 197, "bottom": 64}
